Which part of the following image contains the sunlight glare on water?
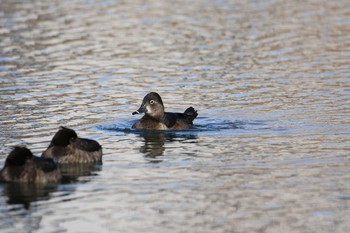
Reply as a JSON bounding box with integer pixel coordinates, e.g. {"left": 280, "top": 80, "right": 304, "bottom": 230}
{"left": 0, "top": 0, "right": 350, "bottom": 232}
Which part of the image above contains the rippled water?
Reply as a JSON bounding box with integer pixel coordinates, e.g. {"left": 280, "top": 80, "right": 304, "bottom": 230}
{"left": 1, "top": 0, "right": 350, "bottom": 232}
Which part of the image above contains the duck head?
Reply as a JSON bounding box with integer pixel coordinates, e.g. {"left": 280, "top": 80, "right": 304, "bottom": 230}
{"left": 50, "top": 126, "right": 78, "bottom": 146}
{"left": 5, "top": 146, "right": 33, "bottom": 166}
{"left": 132, "top": 92, "right": 165, "bottom": 120}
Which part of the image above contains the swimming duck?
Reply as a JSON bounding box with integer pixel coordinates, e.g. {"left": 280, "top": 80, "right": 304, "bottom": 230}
{"left": 0, "top": 146, "right": 61, "bottom": 183}
{"left": 42, "top": 127, "right": 102, "bottom": 164}
{"left": 132, "top": 92, "right": 198, "bottom": 130}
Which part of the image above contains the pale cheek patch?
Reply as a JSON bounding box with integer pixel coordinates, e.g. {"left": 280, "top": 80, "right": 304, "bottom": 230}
{"left": 146, "top": 105, "right": 153, "bottom": 114}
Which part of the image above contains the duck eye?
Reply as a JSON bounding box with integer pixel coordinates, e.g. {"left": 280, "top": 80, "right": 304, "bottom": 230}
{"left": 150, "top": 100, "right": 155, "bottom": 104}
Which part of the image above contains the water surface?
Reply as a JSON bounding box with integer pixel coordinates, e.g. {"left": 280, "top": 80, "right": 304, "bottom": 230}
{"left": 0, "top": 0, "right": 349, "bottom": 232}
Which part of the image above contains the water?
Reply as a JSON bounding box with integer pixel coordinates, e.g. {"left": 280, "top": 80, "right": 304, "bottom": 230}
{"left": 0, "top": 0, "right": 349, "bottom": 232}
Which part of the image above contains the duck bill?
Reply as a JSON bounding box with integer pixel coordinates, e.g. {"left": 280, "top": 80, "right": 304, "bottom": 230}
{"left": 132, "top": 104, "right": 146, "bottom": 115}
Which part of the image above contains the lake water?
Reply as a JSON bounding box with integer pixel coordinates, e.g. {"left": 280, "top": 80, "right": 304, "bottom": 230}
{"left": 0, "top": 0, "right": 349, "bottom": 232}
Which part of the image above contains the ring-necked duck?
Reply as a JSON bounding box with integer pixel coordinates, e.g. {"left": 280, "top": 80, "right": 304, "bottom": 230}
{"left": 0, "top": 146, "right": 61, "bottom": 183}
{"left": 42, "top": 127, "right": 102, "bottom": 164}
{"left": 132, "top": 92, "right": 198, "bottom": 130}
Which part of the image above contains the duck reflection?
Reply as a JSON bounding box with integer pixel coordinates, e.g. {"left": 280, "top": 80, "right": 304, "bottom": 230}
{"left": 138, "top": 131, "right": 198, "bottom": 160}
{"left": 59, "top": 162, "right": 102, "bottom": 184}
{"left": 0, "top": 163, "right": 102, "bottom": 209}
{"left": 1, "top": 183, "right": 57, "bottom": 209}
{"left": 139, "top": 132, "right": 165, "bottom": 158}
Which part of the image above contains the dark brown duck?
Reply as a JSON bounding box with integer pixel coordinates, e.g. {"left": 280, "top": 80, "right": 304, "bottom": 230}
{"left": 0, "top": 146, "right": 61, "bottom": 183}
{"left": 132, "top": 92, "right": 198, "bottom": 130}
{"left": 42, "top": 127, "right": 102, "bottom": 164}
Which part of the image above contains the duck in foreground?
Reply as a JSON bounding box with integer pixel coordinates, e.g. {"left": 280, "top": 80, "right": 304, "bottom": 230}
{"left": 132, "top": 92, "right": 198, "bottom": 130}
{"left": 0, "top": 146, "right": 61, "bottom": 183}
{"left": 42, "top": 127, "right": 102, "bottom": 164}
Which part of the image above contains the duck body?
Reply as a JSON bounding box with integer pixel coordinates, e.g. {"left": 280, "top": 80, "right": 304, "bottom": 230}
{"left": 132, "top": 92, "right": 198, "bottom": 130}
{"left": 42, "top": 127, "right": 102, "bottom": 164}
{"left": 133, "top": 109, "right": 197, "bottom": 130}
{"left": 0, "top": 147, "right": 61, "bottom": 183}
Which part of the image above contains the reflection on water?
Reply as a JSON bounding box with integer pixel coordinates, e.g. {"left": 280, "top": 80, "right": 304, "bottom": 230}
{"left": 0, "top": 0, "right": 350, "bottom": 232}
{"left": 0, "top": 163, "right": 101, "bottom": 210}
{"left": 137, "top": 131, "right": 198, "bottom": 159}
{"left": 139, "top": 132, "right": 166, "bottom": 158}
{"left": 59, "top": 163, "right": 102, "bottom": 184}
{"left": 1, "top": 183, "right": 57, "bottom": 210}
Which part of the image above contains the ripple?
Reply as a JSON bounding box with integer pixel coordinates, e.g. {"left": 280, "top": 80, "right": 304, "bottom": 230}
{"left": 98, "top": 117, "right": 241, "bottom": 133}
{"left": 1, "top": 0, "right": 350, "bottom": 232}
{"left": 96, "top": 117, "right": 287, "bottom": 137}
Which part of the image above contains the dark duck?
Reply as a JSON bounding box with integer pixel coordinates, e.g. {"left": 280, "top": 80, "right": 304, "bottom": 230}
{"left": 0, "top": 146, "right": 61, "bottom": 183}
{"left": 132, "top": 92, "right": 198, "bottom": 130}
{"left": 42, "top": 127, "right": 102, "bottom": 164}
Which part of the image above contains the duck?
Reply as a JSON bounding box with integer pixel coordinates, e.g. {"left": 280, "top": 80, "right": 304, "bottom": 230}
{"left": 41, "top": 126, "right": 102, "bottom": 164}
{"left": 132, "top": 92, "right": 198, "bottom": 130}
{"left": 0, "top": 146, "right": 61, "bottom": 183}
